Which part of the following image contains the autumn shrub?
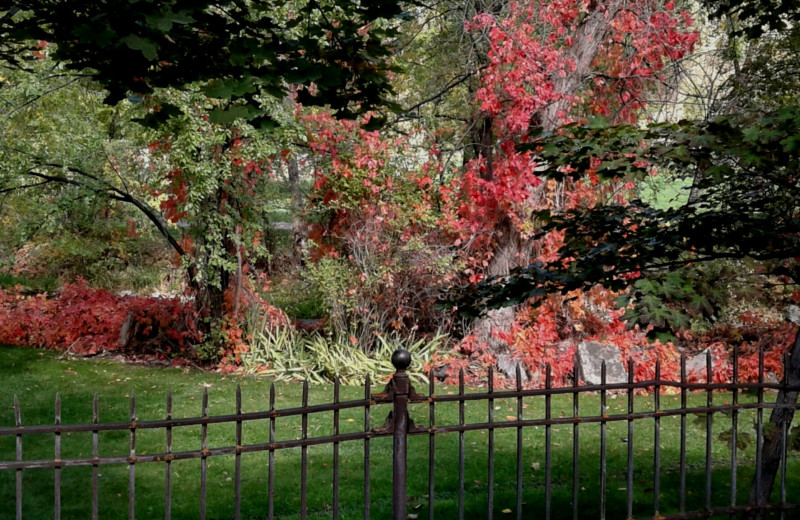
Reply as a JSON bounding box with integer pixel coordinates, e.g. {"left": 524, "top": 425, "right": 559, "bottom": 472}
{"left": 10, "top": 229, "right": 173, "bottom": 293}
{"left": 0, "top": 280, "right": 201, "bottom": 359}
{"left": 302, "top": 111, "right": 457, "bottom": 347}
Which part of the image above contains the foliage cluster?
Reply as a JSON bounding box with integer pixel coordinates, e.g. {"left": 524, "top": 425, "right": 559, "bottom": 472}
{"left": 0, "top": 280, "right": 200, "bottom": 359}
{"left": 2, "top": 0, "right": 403, "bottom": 126}
{"left": 433, "top": 296, "right": 795, "bottom": 389}
{"left": 302, "top": 110, "right": 458, "bottom": 345}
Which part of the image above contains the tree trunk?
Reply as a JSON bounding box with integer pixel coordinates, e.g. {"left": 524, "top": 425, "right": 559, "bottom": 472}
{"left": 472, "top": 218, "right": 528, "bottom": 349}
{"left": 470, "top": 1, "right": 622, "bottom": 353}
{"left": 287, "top": 152, "right": 308, "bottom": 266}
{"left": 748, "top": 327, "right": 800, "bottom": 518}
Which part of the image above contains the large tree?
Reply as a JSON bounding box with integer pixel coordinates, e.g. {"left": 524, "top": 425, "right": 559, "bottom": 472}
{"left": 434, "top": 0, "right": 699, "bottom": 350}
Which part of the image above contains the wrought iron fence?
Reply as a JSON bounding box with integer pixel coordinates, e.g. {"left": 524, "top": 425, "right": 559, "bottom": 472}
{"left": 1, "top": 348, "right": 798, "bottom": 519}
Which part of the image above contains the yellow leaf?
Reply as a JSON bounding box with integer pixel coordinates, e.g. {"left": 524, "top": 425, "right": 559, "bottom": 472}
{"left": 505, "top": 416, "right": 517, "bottom": 421}
{"left": 502, "top": 509, "right": 512, "bottom": 514}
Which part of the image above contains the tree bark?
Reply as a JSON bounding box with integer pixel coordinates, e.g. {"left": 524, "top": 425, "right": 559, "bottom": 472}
{"left": 748, "top": 326, "right": 800, "bottom": 518}
{"left": 287, "top": 152, "right": 308, "bottom": 266}
{"left": 470, "top": 1, "right": 622, "bottom": 353}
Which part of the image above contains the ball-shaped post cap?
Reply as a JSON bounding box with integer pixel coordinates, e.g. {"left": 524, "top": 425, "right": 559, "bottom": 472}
{"left": 391, "top": 349, "right": 412, "bottom": 371}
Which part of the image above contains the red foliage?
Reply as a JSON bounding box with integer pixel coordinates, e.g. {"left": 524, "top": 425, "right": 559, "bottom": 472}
{"left": 432, "top": 293, "right": 795, "bottom": 391}
{"left": 446, "top": 0, "right": 699, "bottom": 265}
{"left": 0, "top": 281, "right": 201, "bottom": 359}
{"left": 217, "top": 277, "right": 289, "bottom": 365}
{"left": 301, "top": 110, "right": 455, "bottom": 334}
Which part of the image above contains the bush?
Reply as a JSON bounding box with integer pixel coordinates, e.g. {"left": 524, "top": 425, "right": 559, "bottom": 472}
{"left": 241, "top": 321, "right": 448, "bottom": 385}
{"left": 0, "top": 280, "right": 201, "bottom": 359}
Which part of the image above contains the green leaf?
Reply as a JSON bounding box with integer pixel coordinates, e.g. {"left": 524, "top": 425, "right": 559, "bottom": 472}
{"left": 588, "top": 115, "right": 610, "bottom": 129}
{"left": 202, "top": 78, "right": 258, "bottom": 99}
{"left": 120, "top": 35, "right": 158, "bottom": 60}
{"left": 207, "top": 105, "right": 258, "bottom": 124}
{"left": 742, "top": 126, "right": 760, "bottom": 142}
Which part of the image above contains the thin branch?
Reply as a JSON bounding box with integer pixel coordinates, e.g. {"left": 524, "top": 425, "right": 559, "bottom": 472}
{"left": 0, "top": 179, "right": 54, "bottom": 193}
{"left": 402, "top": 66, "right": 486, "bottom": 114}
{"left": 20, "top": 166, "right": 187, "bottom": 258}
{"left": 2, "top": 76, "right": 83, "bottom": 118}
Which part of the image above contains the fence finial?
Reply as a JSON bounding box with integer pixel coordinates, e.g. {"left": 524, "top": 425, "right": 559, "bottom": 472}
{"left": 391, "top": 349, "right": 411, "bottom": 371}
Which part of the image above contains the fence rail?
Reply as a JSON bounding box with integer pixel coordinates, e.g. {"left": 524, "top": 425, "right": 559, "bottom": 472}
{"left": 2, "top": 348, "right": 799, "bottom": 520}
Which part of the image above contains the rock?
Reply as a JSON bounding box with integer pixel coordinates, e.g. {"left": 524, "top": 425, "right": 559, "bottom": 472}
{"left": 787, "top": 305, "right": 800, "bottom": 325}
{"left": 686, "top": 348, "right": 713, "bottom": 378}
{"left": 432, "top": 364, "right": 449, "bottom": 382}
{"left": 577, "top": 341, "right": 627, "bottom": 385}
{"left": 496, "top": 354, "right": 528, "bottom": 384}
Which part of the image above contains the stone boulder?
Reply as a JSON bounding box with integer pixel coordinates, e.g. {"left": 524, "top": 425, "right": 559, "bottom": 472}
{"left": 685, "top": 348, "right": 713, "bottom": 379}
{"left": 577, "top": 341, "right": 628, "bottom": 385}
{"left": 496, "top": 354, "right": 529, "bottom": 384}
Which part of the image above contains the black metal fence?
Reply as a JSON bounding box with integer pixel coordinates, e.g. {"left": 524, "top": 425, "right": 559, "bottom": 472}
{"left": 1, "top": 348, "right": 798, "bottom": 519}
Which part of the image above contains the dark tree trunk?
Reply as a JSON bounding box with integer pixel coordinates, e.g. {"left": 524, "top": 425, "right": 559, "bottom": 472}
{"left": 287, "top": 153, "right": 307, "bottom": 266}
{"left": 468, "top": 1, "right": 624, "bottom": 357}
{"left": 748, "top": 327, "right": 800, "bottom": 518}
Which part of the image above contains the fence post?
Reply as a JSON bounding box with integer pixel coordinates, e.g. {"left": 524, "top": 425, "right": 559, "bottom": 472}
{"left": 391, "top": 349, "right": 411, "bottom": 520}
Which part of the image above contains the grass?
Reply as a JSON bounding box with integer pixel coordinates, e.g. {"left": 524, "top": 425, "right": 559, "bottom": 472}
{"left": 0, "top": 345, "right": 798, "bottom": 519}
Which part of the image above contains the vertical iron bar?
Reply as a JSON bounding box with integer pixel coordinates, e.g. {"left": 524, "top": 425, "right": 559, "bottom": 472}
{"left": 165, "top": 391, "right": 172, "bottom": 520}
{"left": 654, "top": 360, "right": 661, "bottom": 517}
{"left": 364, "top": 374, "right": 372, "bottom": 520}
{"left": 333, "top": 377, "right": 340, "bottom": 520}
{"left": 680, "top": 353, "right": 687, "bottom": 515}
{"left": 779, "top": 352, "right": 789, "bottom": 520}
{"left": 92, "top": 394, "right": 99, "bottom": 520}
{"left": 573, "top": 354, "right": 580, "bottom": 520}
{"left": 600, "top": 362, "right": 607, "bottom": 520}
{"left": 55, "top": 393, "right": 61, "bottom": 520}
{"left": 516, "top": 364, "right": 523, "bottom": 520}
{"left": 235, "top": 385, "right": 242, "bottom": 520}
{"left": 755, "top": 347, "right": 764, "bottom": 510}
{"left": 545, "top": 364, "right": 552, "bottom": 520}
{"left": 730, "top": 347, "right": 739, "bottom": 519}
{"left": 459, "top": 368, "right": 465, "bottom": 520}
{"left": 201, "top": 388, "right": 209, "bottom": 520}
{"left": 488, "top": 365, "right": 495, "bottom": 520}
{"left": 705, "top": 350, "right": 713, "bottom": 513}
{"left": 268, "top": 384, "right": 276, "bottom": 520}
{"left": 15, "top": 396, "right": 22, "bottom": 520}
{"left": 429, "top": 370, "right": 436, "bottom": 520}
{"left": 391, "top": 352, "right": 411, "bottom": 520}
{"left": 301, "top": 380, "right": 309, "bottom": 520}
{"left": 129, "top": 392, "right": 136, "bottom": 520}
{"left": 626, "top": 358, "right": 634, "bottom": 520}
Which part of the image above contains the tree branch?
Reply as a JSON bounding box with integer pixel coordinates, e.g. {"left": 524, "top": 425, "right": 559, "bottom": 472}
{"left": 2, "top": 76, "right": 85, "bottom": 118}
{"left": 19, "top": 166, "right": 187, "bottom": 258}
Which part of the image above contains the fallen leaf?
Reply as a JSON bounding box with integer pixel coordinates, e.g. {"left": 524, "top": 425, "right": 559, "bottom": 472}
{"left": 506, "top": 416, "right": 517, "bottom": 421}
{"left": 502, "top": 508, "right": 512, "bottom": 514}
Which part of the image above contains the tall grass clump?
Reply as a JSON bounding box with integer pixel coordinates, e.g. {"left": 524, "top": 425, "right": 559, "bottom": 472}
{"left": 242, "top": 323, "right": 447, "bottom": 385}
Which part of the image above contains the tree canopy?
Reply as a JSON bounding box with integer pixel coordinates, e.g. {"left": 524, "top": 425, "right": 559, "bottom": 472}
{"left": 1, "top": 0, "right": 403, "bottom": 127}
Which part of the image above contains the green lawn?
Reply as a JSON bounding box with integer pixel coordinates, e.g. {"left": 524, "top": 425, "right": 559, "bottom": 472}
{"left": 0, "top": 345, "right": 797, "bottom": 519}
